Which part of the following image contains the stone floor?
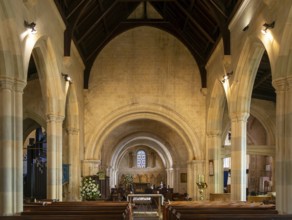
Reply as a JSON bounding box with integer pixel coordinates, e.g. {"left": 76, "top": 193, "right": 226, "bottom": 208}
{"left": 133, "top": 211, "right": 160, "bottom": 220}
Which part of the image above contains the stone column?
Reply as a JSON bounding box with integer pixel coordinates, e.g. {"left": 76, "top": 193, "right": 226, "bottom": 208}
{"left": 0, "top": 78, "right": 26, "bottom": 215}
{"left": 46, "top": 114, "right": 64, "bottom": 201}
{"left": 0, "top": 79, "right": 14, "bottom": 216}
{"left": 273, "top": 77, "right": 292, "bottom": 214}
{"left": 206, "top": 130, "right": 223, "bottom": 194}
{"left": 174, "top": 168, "right": 180, "bottom": 192}
{"left": 67, "top": 128, "right": 80, "bottom": 201}
{"left": 129, "top": 152, "right": 133, "bottom": 168}
{"left": 166, "top": 168, "right": 174, "bottom": 188}
{"left": 230, "top": 112, "right": 249, "bottom": 201}
{"left": 105, "top": 166, "right": 113, "bottom": 187}
{"left": 14, "top": 80, "right": 26, "bottom": 213}
{"left": 187, "top": 160, "right": 205, "bottom": 200}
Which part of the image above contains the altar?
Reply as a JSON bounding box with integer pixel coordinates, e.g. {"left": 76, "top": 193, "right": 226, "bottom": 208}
{"left": 127, "top": 194, "right": 164, "bottom": 219}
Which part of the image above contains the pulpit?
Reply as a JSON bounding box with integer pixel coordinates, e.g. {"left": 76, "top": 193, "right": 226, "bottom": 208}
{"left": 91, "top": 175, "right": 110, "bottom": 199}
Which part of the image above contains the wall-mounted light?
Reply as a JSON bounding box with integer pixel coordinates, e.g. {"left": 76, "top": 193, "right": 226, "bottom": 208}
{"left": 24, "top": 21, "right": 37, "bottom": 34}
{"left": 242, "top": 25, "right": 249, "bottom": 32}
{"left": 261, "top": 21, "right": 275, "bottom": 35}
{"left": 62, "top": 73, "right": 73, "bottom": 83}
{"left": 221, "top": 71, "right": 233, "bottom": 83}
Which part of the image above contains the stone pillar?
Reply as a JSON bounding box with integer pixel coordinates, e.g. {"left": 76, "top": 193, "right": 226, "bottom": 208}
{"left": 107, "top": 166, "right": 113, "bottom": 188}
{"left": 128, "top": 152, "right": 133, "bottom": 168}
{"left": 67, "top": 128, "right": 80, "bottom": 201}
{"left": 174, "top": 168, "right": 180, "bottom": 192}
{"left": 46, "top": 114, "right": 64, "bottom": 201}
{"left": 206, "top": 130, "right": 223, "bottom": 194}
{"left": 187, "top": 160, "right": 205, "bottom": 200}
{"left": 14, "top": 80, "right": 26, "bottom": 213}
{"left": 230, "top": 112, "right": 249, "bottom": 201}
{"left": 273, "top": 77, "right": 292, "bottom": 214}
{"left": 166, "top": 168, "right": 174, "bottom": 188}
{"left": 0, "top": 78, "right": 26, "bottom": 215}
{"left": 0, "top": 79, "right": 14, "bottom": 216}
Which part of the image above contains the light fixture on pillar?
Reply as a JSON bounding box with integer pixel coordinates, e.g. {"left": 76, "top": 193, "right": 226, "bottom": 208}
{"left": 242, "top": 25, "right": 249, "bottom": 32}
{"left": 261, "top": 21, "right": 275, "bottom": 35}
{"left": 221, "top": 71, "right": 233, "bottom": 83}
{"left": 24, "top": 21, "right": 37, "bottom": 34}
{"left": 62, "top": 73, "right": 73, "bottom": 83}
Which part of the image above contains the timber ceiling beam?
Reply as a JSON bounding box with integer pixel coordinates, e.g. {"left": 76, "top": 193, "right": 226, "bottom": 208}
{"left": 174, "top": 1, "right": 215, "bottom": 44}
{"left": 77, "top": 1, "right": 119, "bottom": 43}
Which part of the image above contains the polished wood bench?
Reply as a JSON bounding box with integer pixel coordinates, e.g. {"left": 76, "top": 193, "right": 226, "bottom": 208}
{"left": 175, "top": 213, "right": 292, "bottom": 220}
{"left": 21, "top": 201, "right": 131, "bottom": 220}
{"left": 163, "top": 201, "right": 281, "bottom": 220}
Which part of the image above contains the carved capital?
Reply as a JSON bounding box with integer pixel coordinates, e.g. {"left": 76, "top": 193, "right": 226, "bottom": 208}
{"left": 14, "top": 80, "right": 27, "bottom": 93}
{"left": 272, "top": 77, "right": 286, "bottom": 92}
{"left": 46, "top": 114, "right": 65, "bottom": 123}
{"left": 82, "top": 160, "right": 101, "bottom": 176}
{"left": 0, "top": 78, "right": 14, "bottom": 91}
{"left": 0, "top": 78, "right": 26, "bottom": 92}
{"left": 206, "top": 130, "right": 222, "bottom": 137}
{"left": 230, "top": 112, "right": 249, "bottom": 122}
{"left": 67, "top": 128, "right": 79, "bottom": 135}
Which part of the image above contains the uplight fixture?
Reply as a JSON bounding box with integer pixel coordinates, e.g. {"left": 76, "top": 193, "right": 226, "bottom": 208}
{"left": 62, "top": 73, "right": 73, "bottom": 83}
{"left": 24, "top": 21, "right": 37, "bottom": 34}
{"left": 221, "top": 72, "right": 233, "bottom": 83}
{"left": 261, "top": 21, "right": 275, "bottom": 35}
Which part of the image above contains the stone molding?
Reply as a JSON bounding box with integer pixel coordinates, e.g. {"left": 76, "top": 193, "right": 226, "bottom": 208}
{"left": 46, "top": 114, "right": 65, "bottom": 123}
{"left": 82, "top": 159, "right": 101, "bottom": 176}
{"left": 66, "top": 128, "right": 80, "bottom": 135}
{"left": 0, "top": 77, "right": 26, "bottom": 91}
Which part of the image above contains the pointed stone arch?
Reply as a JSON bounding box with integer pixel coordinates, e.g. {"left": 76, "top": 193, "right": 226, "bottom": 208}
{"left": 31, "top": 38, "right": 65, "bottom": 115}
{"left": 230, "top": 39, "right": 266, "bottom": 116}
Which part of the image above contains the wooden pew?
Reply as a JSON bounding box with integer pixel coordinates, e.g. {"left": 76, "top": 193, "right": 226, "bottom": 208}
{"left": 21, "top": 201, "right": 130, "bottom": 220}
{"left": 163, "top": 201, "right": 282, "bottom": 220}
{"left": 176, "top": 213, "right": 292, "bottom": 219}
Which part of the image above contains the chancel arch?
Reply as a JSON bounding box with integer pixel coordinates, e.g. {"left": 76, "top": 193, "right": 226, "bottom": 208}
{"left": 85, "top": 105, "right": 202, "bottom": 162}
{"left": 90, "top": 114, "right": 201, "bottom": 198}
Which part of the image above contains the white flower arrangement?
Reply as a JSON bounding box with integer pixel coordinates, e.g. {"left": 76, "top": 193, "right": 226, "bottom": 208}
{"left": 80, "top": 177, "right": 101, "bottom": 200}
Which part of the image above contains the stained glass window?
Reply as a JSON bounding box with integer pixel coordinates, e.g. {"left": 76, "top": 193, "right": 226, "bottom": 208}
{"left": 137, "top": 150, "right": 146, "bottom": 168}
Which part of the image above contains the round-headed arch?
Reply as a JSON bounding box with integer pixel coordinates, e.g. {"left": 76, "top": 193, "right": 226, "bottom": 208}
{"left": 85, "top": 104, "right": 203, "bottom": 161}
{"left": 110, "top": 132, "right": 174, "bottom": 171}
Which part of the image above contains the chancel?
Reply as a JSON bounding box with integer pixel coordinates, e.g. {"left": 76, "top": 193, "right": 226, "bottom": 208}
{"left": 1, "top": 0, "right": 292, "bottom": 219}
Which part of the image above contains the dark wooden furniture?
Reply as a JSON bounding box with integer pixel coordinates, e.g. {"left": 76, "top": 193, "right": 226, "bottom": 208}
{"left": 19, "top": 201, "right": 130, "bottom": 220}
{"left": 163, "top": 201, "right": 292, "bottom": 220}
{"left": 90, "top": 175, "right": 110, "bottom": 200}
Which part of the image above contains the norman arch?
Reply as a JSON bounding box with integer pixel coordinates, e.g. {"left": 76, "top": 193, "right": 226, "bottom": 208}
{"left": 108, "top": 133, "right": 174, "bottom": 188}
{"left": 85, "top": 104, "right": 203, "bottom": 162}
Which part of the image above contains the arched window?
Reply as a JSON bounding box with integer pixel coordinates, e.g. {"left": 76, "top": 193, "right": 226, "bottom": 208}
{"left": 137, "top": 150, "right": 146, "bottom": 168}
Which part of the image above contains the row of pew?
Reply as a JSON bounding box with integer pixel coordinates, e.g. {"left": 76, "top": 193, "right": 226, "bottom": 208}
{"left": 1, "top": 200, "right": 292, "bottom": 219}
{"left": 163, "top": 201, "right": 292, "bottom": 220}
{"left": 0, "top": 201, "right": 131, "bottom": 220}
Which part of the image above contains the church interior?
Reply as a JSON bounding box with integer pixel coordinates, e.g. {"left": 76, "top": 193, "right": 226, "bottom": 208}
{"left": 1, "top": 0, "right": 292, "bottom": 219}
